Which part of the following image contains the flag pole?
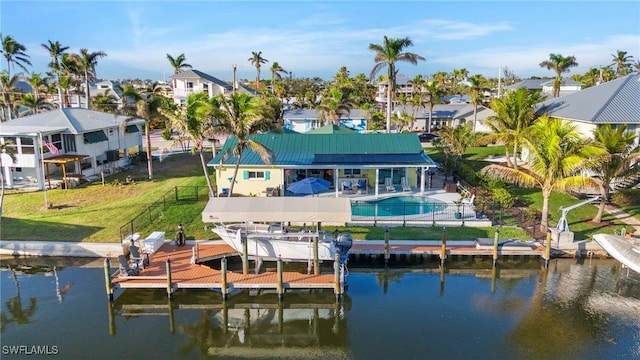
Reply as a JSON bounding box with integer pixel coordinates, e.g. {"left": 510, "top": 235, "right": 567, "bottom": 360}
{"left": 39, "top": 132, "right": 48, "bottom": 208}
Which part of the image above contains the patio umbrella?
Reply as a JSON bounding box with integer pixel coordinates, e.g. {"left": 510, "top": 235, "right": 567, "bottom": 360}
{"left": 287, "top": 177, "right": 331, "bottom": 195}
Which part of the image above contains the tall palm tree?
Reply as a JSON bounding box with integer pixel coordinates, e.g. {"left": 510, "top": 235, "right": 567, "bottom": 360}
{"left": 481, "top": 116, "right": 605, "bottom": 232}
{"left": 1, "top": 34, "right": 31, "bottom": 78}
{"left": 41, "top": 40, "right": 69, "bottom": 108}
{"left": 485, "top": 88, "right": 544, "bottom": 169}
{"left": 163, "top": 92, "right": 216, "bottom": 196}
{"left": 433, "top": 122, "right": 475, "bottom": 179}
{"left": 539, "top": 53, "right": 578, "bottom": 98}
{"left": 269, "top": 61, "right": 287, "bottom": 95}
{"left": 166, "top": 53, "right": 192, "bottom": 89}
{"left": 209, "top": 92, "right": 280, "bottom": 196}
{"left": 424, "top": 80, "right": 442, "bottom": 133}
{"left": 92, "top": 89, "right": 117, "bottom": 113}
{"left": 316, "top": 87, "right": 354, "bottom": 126}
{"left": 610, "top": 50, "right": 634, "bottom": 77}
{"left": 369, "top": 36, "right": 425, "bottom": 133}
{"left": 72, "top": 48, "right": 107, "bottom": 109}
{"left": 588, "top": 124, "right": 640, "bottom": 223}
{"left": 467, "top": 74, "right": 488, "bottom": 132}
{"left": 25, "top": 73, "right": 46, "bottom": 101}
{"left": 248, "top": 51, "right": 268, "bottom": 90}
{"left": 451, "top": 68, "right": 468, "bottom": 93}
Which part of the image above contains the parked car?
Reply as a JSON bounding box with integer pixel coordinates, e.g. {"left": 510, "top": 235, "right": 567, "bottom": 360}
{"left": 418, "top": 133, "right": 439, "bottom": 142}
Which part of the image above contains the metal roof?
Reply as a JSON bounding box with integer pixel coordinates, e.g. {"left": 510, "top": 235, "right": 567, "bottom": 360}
{"left": 536, "top": 74, "right": 640, "bottom": 124}
{"left": 0, "top": 108, "right": 144, "bottom": 135}
{"left": 172, "top": 69, "right": 233, "bottom": 90}
{"left": 209, "top": 132, "right": 436, "bottom": 168}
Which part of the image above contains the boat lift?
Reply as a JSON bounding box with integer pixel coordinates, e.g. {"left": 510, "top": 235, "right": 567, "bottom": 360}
{"left": 556, "top": 197, "right": 601, "bottom": 233}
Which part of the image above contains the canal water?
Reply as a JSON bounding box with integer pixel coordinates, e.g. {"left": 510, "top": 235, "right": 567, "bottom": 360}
{"left": 1, "top": 256, "right": 638, "bottom": 360}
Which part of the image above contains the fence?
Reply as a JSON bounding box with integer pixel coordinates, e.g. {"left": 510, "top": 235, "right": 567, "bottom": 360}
{"left": 350, "top": 201, "right": 492, "bottom": 227}
{"left": 119, "top": 186, "right": 209, "bottom": 242}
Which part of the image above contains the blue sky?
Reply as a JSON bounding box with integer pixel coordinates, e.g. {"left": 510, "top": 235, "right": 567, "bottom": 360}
{"left": 2, "top": 1, "right": 639, "bottom": 83}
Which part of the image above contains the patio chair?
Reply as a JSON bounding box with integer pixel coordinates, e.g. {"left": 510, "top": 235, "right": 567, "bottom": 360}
{"left": 385, "top": 177, "right": 396, "bottom": 192}
{"left": 342, "top": 180, "right": 355, "bottom": 194}
{"left": 401, "top": 177, "right": 411, "bottom": 192}
{"left": 117, "top": 255, "right": 139, "bottom": 277}
{"left": 129, "top": 245, "right": 149, "bottom": 270}
{"left": 357, "top": 179, "right": 368, "bottom": 194}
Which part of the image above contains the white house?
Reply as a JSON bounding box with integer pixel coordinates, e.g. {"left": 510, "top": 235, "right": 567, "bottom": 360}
{"left": 171, "top": 69, "right": 233, "bottom": 105}
{"left": 283, "top": 109, "right": 368, "bottom": 133}
{"left": 394, "top": 104, "right": 496, "bottom": 133}
{"left": 0, "top": 108, "right": 144, "bottom": 190}
{"left": 535, "top": 74, "right": 640, "bottom": 146}
{"left": 505, "top": 78, "right": 583, "bottom": 98}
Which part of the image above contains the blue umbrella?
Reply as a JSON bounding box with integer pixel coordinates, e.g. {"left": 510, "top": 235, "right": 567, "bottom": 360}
{"left": 287, "top": 177, "right": 331, "bottom": 195}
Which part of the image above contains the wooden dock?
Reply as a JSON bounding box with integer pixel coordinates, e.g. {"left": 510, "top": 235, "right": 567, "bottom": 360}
{"left": 108, "top": 239, "right": 545, "bottom": 299}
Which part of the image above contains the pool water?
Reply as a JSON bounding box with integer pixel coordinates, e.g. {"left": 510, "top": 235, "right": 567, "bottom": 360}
{"left": 352, "top": 196, "right": 446, "bottom": 217}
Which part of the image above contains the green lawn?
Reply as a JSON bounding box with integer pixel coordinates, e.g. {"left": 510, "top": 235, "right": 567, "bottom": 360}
{"left": 2, "top": 147, "right": 635, "bottom": 243}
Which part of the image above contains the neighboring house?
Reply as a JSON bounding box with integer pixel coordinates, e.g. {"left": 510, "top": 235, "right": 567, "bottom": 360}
{"left": 209, "top": 126, "right": 438, "bottom": 197}
{"left": 283, "top": 109, "right": 368, "bottom": 133}
{"left": 374, "top": 73, "right": 415, "bottom": 107}
{"left": 0, "top": 108, "right": 144, "bottom": 190}
{"left": 505, "top": 78, "right": 582, "bottom": 98}
{"left": 394, "top": 104, "right": 496, "bottom": 133}
{"left": 172, "top": 69, "right": 233, "bottom": 105}
{"left": 89, "top": 79, "right": 125, "bottom": 108}
{"left": 535, "top": 74, "right": 640, "bottom": 146}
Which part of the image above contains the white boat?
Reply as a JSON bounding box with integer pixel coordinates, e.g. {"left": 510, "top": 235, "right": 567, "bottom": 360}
{"left": 211, "top": 223, "right": 352, "bottom": 263}
{"left": 592, "top": 233, "right": 640, "bottom": 274}
{"left": 202, "top": 197, "right": 354, "bottom": 264}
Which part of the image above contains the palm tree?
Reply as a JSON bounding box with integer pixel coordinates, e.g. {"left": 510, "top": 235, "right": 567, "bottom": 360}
{"left": 0, "top": 72, "right": 20, "bottom": 121}
{"left": 610, "top": 50, "right": 634, "bottom": 77}
{"left": 163, "top": 92, "right": 216, "bottom": 196}
{"left": 451, "top": 68, "right": 468, "bottom": 93}
{"left": 16, "top": 93, "right": 54, "bottom": 115}
{"left": 369, "top": 36, "right": 425, "bottom": 133}
{"left": 316, "top": 87, "right": 354, "bottom": 126}
{"left": 92, "top": 89, "right": 118, "bottom": 113}
{"left": 72, "top": 48, "right": 107, "bottom": 109}
{"left": 485, "top": 88, "right": 544, "bottom": 169}
{"left": 0, "top": 140, "right": 16, "bottom": 221}
{"left": 41, "top": 40, "right": 69, "bottom": 108}
{"left": 209, "top": 92, "right": 280, "bottom": 196}
{"left": 588, "top": 124, "right": 640, "bottom": 223}
{"left": 539, "top": 53, "right": 578, "bottom": 98}
{"left": 433, "top": 122, "right": 475, "bottom": 180}
{"left": 424, "top": 80, "right": 442, "bottom": 133}
{"left": 166, "top": 53, "right": 192, "bottom": 89}
{"left": 467, "top": 74, "right": 488, "bottom": 132}
{"left": 269, "top": 61, "right": 287, "bottom": 95}
{"left": 481, "top": 115, "right": 605, "bottom": 232}
{"left": 248, "top": 51, "right": 268, "bottom": 90}
{"left": 25, "top": 73, "right": 46, "bottom": 101}
{"left": 1, "top": 34, "right": 31, "bottom": 78}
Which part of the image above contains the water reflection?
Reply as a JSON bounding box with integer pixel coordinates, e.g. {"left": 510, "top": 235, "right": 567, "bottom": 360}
{"left": 109, "top": 289, "right": 351, "bottom": 358}
{"left": 1, "top": 266, "right": 38, "bottom": 332}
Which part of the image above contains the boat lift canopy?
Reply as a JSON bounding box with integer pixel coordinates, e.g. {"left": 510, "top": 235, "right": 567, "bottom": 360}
{"left": 202, "top": 197, "right": 352, "bottom": 224}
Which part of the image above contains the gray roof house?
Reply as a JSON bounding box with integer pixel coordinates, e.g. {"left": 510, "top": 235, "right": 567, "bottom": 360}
{"left": 0, "top": 108, "right": 144, "bottom": 190}
{"left": 171, "top": 69, "right": 260, "bottom": 105}
{"left": 505, "top": 78, "right": 582, "bottom": 98}
{"left": 394, "top": 104, "right": 496, "bottom": 133}
{"left": 535, "top": 74, "right": 640, "bottom": 146}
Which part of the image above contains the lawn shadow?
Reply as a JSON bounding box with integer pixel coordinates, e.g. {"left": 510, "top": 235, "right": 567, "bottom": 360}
{"left": 0, "top": 217, "right": 103, "bottom": 241}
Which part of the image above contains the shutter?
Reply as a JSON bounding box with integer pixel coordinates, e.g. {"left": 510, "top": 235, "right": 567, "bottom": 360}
{"left": 265, "top": 171, "right": 270, "bottom": 180}
{"left": 243, "top": 171, "right": 249, "bottom": 179}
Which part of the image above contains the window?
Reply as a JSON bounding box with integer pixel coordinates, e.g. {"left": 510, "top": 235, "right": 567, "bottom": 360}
{"left": 51, "top": 133, "right": 62, "bottom": 150}
{"left": 83, "top": 131, "right": 108, "bottom": 144}
{"left": 186, "top": 82, "right": 193, "bottom": 89}
{"left": 125, "top": 125, "right": 139, "bottom": 133}
{"left": 243, "top": 170, "right": 270, "bottom": 180}
{"left": 20, "top": 137, "right": 35, "bottom": 154}
{"left": 343, "top": 168, "right": 361, "bottom": 176}
{"left": 63, "top": 134, "right": 76, "bottom": 152}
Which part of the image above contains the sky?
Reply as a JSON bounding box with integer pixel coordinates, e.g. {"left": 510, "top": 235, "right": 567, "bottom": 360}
{"left": 2, "top": 1, "right": 639, "bottom": 83}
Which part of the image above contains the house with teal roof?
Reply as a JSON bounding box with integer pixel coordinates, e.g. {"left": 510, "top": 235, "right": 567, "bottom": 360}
{"left": 209, "top": 126, "right": 438, "bottom": 197}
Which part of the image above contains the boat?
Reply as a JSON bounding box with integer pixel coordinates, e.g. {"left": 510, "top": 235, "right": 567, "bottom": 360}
{"left": 202, "top": 197, "right": 354, "bottom": 264}
{"left": 592, "top": 233, "right": 640, "bottom": 274}
{"left": 210, "top": 223, "right": 352, "bottom": 263}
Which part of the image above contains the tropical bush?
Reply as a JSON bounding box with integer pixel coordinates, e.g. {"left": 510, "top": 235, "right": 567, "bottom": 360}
{"left": 492, "top": 188, "right": 516, "bottom": 209}
{"left": 611, "top": 189, "right": 640, "bottom": 206}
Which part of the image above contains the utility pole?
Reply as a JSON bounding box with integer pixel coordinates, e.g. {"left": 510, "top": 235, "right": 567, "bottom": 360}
{"left": 497, "top": 66, "right": 502, "bottom": 98}
{"left": 232, "top": 64, "right": 237, "bottom": 93}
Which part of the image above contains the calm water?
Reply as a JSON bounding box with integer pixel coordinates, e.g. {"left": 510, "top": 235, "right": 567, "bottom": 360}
{"left": 352, "top": 196, "right": 446, "bottom": 217}
{"left": 1, "top": 256, "right": 639, "bottom": 360}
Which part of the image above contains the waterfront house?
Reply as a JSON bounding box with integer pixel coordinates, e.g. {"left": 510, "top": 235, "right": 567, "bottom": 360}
{"left": 283, "top": 109, "right": 368, "bottom": 133}
{"left": 209, "top": 126, "right": 438, "bottom": 197}
{"left": 0, "top": 108, "right": 144, "bottom": 190}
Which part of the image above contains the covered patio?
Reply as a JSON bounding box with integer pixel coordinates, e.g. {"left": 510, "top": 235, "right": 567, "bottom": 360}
{"left": 43, "top": 154, "right": 89, "bottom": 189}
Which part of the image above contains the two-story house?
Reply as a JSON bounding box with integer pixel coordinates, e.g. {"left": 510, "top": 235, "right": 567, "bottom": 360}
{"left": 0, "top": 108, "right": 144, "bottom": 190}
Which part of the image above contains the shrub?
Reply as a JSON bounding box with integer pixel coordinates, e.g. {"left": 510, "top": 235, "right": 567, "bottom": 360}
{"left": 611, "top": 189, "right": 640, "bottom": 206}
{"left": 492, "top": 188, "right": 515, "bottom": 209}
{"left": 161, "top": 128, "right": 173, "bottom": 141}
{"left": 455, "top": 162, "right": 477, "bottom": 184}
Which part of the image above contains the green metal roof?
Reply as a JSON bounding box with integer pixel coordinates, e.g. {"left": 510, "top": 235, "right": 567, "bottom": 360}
{"left": 209, "top": 132, "right": 436, "bottom": 168}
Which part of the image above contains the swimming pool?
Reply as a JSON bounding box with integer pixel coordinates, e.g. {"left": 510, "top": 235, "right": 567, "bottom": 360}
{"left": 351, "top": 196, "right": 447, "bottom": 217}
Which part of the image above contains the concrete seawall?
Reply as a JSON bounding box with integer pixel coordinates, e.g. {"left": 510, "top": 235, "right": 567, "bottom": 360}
{"left": 0, "top": 241, "right": 123, "bottom": 258}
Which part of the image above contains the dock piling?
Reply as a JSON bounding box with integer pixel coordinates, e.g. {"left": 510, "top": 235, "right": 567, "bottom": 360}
{"left": 544, "top": 230, "right": 552, "bottom": 267}
{"left": 493, "top": 227, "right": 499, "bottom": 267}
{"left": 221, "top": 257, "right": 228, "bottom": 301}
{"left": 277, "top": 257, "right": 284, "bottom": 301}
{"left": 334, "top": 252, "right": 342, "bottom": 301}
{"left": 384, "top": 227, "right": 390, "bottom": 265}
{"left": 440, "top": 227, "right": 447, "bottom": 266}
{"left": 103, "top": 258, "right": 113, "bottom": 301}
{"left": 166, "top": 258, "right": 173, "bottom": 299}
{"left": 242, "top": 236, "right": 249, "bottom": 275}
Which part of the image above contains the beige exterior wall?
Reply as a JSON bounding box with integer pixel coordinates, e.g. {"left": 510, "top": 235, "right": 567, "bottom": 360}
{"left": 217, "top": 167, "right": 283, "bottom": 196}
